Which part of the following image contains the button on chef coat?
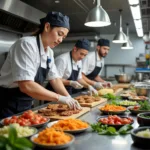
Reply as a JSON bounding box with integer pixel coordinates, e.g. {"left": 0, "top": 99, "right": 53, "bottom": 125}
{"left": 55, "top": 52, "right": 82, "bottom": 80}
{"left": 82, "top": 51, "right": 104, "bottom": 76}
{"left": 0, "top": 35, "right": 59, "bottom": 88}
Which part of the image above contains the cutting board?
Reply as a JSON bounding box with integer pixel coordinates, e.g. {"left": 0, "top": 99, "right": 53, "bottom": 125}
{"left": 113, "top": 88, "right": 124, "bottom": 96}
{"left": 113, "top": 83, "right": 131, "bottom": 89}
{"left": 35, "top": 107, "right": 90, "bottom": 121}
{"left": 79, "top": 98, "right": 107, "bottom": 108}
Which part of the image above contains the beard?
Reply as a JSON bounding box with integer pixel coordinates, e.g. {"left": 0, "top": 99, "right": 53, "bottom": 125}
{"left": 98, "top": 50, "right": 106, "bottom": 58}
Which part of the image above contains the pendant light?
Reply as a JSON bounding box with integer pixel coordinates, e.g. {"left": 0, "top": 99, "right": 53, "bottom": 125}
{"left": 112, "top": 9, "right": 127, "bottom": 43}
{"left": 84, "top": 0, "right": 111, "bottom": 27}
{"left": 121, "top": 23, "right": 133, "bottom": 49}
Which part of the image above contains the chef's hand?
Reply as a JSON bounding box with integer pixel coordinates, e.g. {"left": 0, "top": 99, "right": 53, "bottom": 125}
{"left": 102, "top": 81, "right": 113, "bottom": 88}
{"left": 58, "top": 95, "right": 82, "bottom": 110}
{"left": 106, "top": 82, "right": 113, "bottom": 88}
{"left": 70, "top": 81, "right": 83, "bottom": 89}
{"left": 88, "top": 85, "right": 98, "bottom": 96}
{"left": 93, "top": 82, "right": 104, "bottom": 90}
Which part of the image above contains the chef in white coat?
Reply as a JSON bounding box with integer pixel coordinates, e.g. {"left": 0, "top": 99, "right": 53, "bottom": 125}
{"left": 0, "top": 11, "right": 81, "bottom": 119}
{"left": 53, "top": 39, "right": 98, "bottom": 95}
{"left": 82, "top": 38, "right": 112, "bottom": 89}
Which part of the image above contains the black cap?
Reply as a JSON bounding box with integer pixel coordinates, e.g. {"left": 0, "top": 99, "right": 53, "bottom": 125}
{"left": 97, "top": 39, "right": 110, "bottom": 47}
{"left": 40, "top": 11, "right": 70, "bottom": 30}
{"left": 75, "top": 39, "right": 90, "bottom": 51}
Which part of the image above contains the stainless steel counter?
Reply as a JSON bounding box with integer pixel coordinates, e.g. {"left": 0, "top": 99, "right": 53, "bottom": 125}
{"left": 33, "top": 93, "right": 145, "bottom": 150}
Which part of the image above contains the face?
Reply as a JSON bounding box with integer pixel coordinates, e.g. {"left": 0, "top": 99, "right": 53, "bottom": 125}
{"left": 97, "top": 45, "right": 110, "bottom": 58}
{"left": 73, "top": 47, "right": 88, "bottom": 61}
{"left": 42, "top": 23, "right": 69, "bottom": 48}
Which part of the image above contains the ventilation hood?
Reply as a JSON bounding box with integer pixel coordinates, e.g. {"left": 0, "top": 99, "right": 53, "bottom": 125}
{"left": 0, "top": 0, "right": 46, "bottom": 33}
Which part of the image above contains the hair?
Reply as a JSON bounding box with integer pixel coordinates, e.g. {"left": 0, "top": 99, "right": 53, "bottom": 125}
{"left": 31, "top": 23, "right": 58, "bottom": 36}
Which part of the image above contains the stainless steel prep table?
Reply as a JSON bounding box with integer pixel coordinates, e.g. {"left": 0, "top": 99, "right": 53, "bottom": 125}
{"left": 32, "top": 92, "right": 146, "bottom": 150}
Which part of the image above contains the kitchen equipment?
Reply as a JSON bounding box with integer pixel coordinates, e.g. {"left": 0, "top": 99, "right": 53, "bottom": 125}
{"left": 115, "top": 74, "right": 133, "bottom": 83}
{"left": 134, "top": 82, "right": 150, "bottom": 96}
{"left": 136, "top": 72, "right": 144, "bottom": 82}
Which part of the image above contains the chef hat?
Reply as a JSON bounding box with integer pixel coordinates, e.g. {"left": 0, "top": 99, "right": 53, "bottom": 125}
{"left": 75, "top": 39, "right": 90, "bottom": 51}
{"left": 97, "top": 39, "right": 110, "bottom": 47}
{"left": 40, "top": 11, "right": 70, "bottom": 30}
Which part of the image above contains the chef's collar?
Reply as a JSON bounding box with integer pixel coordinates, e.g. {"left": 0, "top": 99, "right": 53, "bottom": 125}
{"left": 39, "top": 34, "right": 45, "bottom": 56}
{"left": 40, "top": 11, "right": 70, "bottom": 30}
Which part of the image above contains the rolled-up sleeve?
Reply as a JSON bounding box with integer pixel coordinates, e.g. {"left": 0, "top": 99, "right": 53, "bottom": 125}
{"left": 11, "top": 40, "right": 37, "bottom": 82}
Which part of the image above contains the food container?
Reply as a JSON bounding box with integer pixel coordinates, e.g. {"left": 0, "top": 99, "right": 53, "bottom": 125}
{"left": 115, "top": 74, "right": 133, "bottom": 83}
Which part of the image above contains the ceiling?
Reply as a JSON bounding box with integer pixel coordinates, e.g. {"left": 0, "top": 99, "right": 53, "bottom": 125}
{"left": 20, "top": 0, "right": 149, "bottom": 36}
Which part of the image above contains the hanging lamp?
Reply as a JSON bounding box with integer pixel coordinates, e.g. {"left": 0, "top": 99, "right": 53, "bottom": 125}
{"left": 113, "top": 9, "right": 127, "bottom": 43}
{"left": 84, "top": 0, "right": 111, "bottom": 27}
{"left": 121, "top": 23, "right": 133, "bottom": 49}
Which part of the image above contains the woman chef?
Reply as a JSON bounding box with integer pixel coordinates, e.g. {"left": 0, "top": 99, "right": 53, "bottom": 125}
{"left": 0, "top": 11, "right": 81, "bottom": 119}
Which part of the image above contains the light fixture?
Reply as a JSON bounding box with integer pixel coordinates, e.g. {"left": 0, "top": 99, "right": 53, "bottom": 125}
{"left": 134, "top": 19, "right": 142, "bottom": 28}
{"left": 112, "top": 9, "right": 127, "bottom": 43}
{"left": 84, "top": 0, "right": 111, "bottom": 27}
{"left": 130, "top": 5, "right": 141, "bottom": 19}
{"left": 121, "top": 23, "right": 133, "bottom": 49}
{"left": 128, "top": 0, "right": 139, "bottom": 5}
{"left": 136, "top": 28, "right": 143, "bottom": 37}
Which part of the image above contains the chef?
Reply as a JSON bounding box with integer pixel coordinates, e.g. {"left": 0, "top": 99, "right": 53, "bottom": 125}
{"left": 0, "top": 11, "right": 81, "bottom": 119}
{"left": 52, "top": 39, "right": 98, "bottom": 95}
{"left": 82, "top": 38, "right": 112, "bottom": 89}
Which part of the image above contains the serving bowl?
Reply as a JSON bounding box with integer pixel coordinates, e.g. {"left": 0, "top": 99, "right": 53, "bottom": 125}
{"left": 115, "top": 74, "right": 132, "bottom": 83}
{"left": 131, "top": 126, "right": 150, "bottom": 147}
{"left": 137, "top": 112, "right": 150, "bottom": 126}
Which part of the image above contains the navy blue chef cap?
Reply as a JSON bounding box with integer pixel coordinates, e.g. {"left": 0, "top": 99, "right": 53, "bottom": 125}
{"left": 40, "top": 11, "right": 70, "bottom": 30}
{"left": 75, "top": 39, "right": 90, "bottom": 51}
{"left": 97, "top": 39, "right": 110, "bottom": 47}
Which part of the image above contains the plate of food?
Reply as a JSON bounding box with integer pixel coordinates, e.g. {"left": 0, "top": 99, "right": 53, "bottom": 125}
{"left": 96, "top": 115, "right": 134, "bottom": 129}
{"left": 128, "top": 106, "right": 150, "bottom": 115}
{"left": 30, "top": 128, "right": 75, "bottom": 149}
{"left": 0, "top": 123, "right": 38, "bottom": 138}
{"left": 99, "top": 104, "right": 127, "bottom": 115}
{"left": 128, "top": 95, "right": 149, "bottom": 101}
{"left": 47, "top": 118, "right": 89, "bottom": 133}
{"left": 0, "top": 110, "right": 50, "bottom": 128}
{"left": 120, "top": 91, "right": 136, "bottom": 98}
{"left": 117, "top": 100, "right": 138, "bottom": 107}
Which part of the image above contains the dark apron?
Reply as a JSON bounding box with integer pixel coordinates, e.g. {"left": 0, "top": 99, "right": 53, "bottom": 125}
{"left": 46, "top": 51, "right": 80, "bottom": 95}
{"left": 0, "top": 35, "right": 49, "bottom": 119}
{"left": 86, "top": 51, "right": 102, "bottom": 80}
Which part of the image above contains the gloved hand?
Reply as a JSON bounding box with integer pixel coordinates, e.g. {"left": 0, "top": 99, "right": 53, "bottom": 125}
{"left": 58, "top": 95, "right": 82, "bottom": 110}
{"left": 106, "top": 82, "right": 113, "bottom": 88}
{"left": 88, "top": 85, "right": 98, "bottom": 96}
{"left": 70, "top": 81, "right": 83, "bottom": 89}
{"left": 93, "top": 82, "right": 104, "bottom": 90}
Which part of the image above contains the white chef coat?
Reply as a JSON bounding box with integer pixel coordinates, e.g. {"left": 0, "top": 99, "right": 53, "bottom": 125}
{"left": 82, "top": 51, "right": 104, "bottom": 76}
{"left": 0, "top": 35, "right": 59, "bottom": 88}
{"left": 55, "top": 52, "right": 82, "bottom": 80}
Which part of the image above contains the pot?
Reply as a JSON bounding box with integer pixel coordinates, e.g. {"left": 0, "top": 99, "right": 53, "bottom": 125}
{"left": 115, "top": 74, "right": 133, "bottom": 83}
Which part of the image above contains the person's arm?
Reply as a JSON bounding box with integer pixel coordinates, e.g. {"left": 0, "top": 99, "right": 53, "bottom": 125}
{"left": 82, "top": 73, "right": 95, "bottom": 86}
{"left": 18, "top": 80, "right": 59, "bottom": 101}
{"left": 94, "top": 75, "right": 105, "bottom": 82}
{"left": 77, "top": 78, "right": 89, "bottom": 88}
{"left": 50, "top": 78, "right": 70, "bottom": 96}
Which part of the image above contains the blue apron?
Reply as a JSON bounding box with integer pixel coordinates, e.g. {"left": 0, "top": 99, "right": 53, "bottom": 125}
{"left": 86, "top": 51, "right": 102, "bottom": 80}
{"left": 0, "top": 35, "right": 49, "bottom": 119}
{"left": 46, "top": 51, "right": 80, "bottom": 95}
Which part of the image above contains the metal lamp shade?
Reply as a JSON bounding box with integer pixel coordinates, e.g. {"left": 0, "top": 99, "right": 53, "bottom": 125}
{"left": 121, "top": 38, "right": 133, "bottom": 49}
{"left": 84, "top": 6, "right": 111, "bottom": 27}
{"left": 112, "top": 31, "right": 127, "bottom": 43}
